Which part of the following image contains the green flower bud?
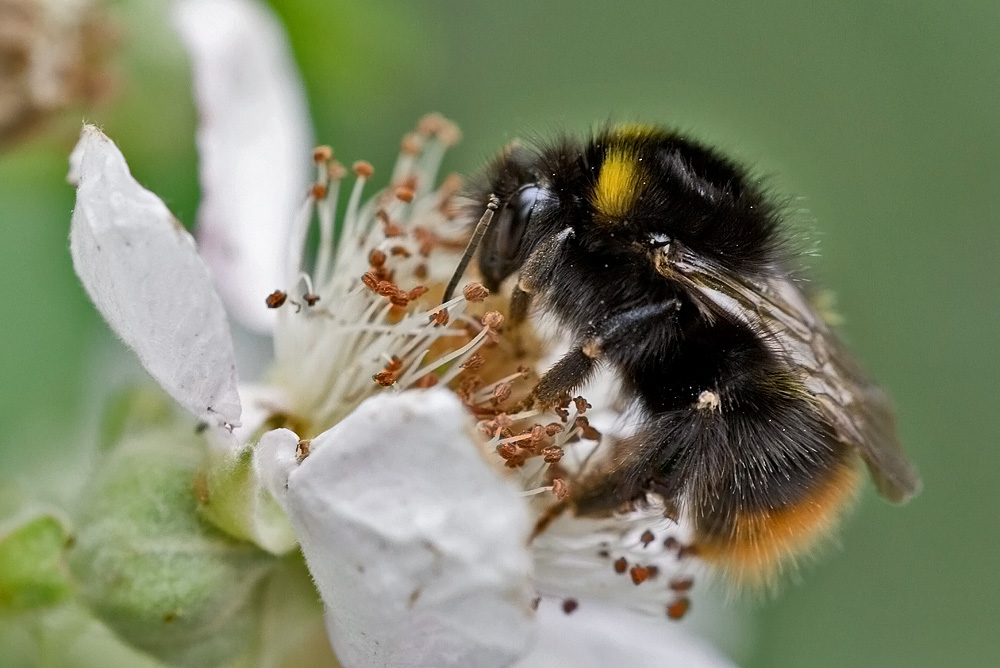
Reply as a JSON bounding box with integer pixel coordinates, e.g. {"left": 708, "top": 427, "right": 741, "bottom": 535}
{"left": 0, "top": 491, "right": 73, "bottom": 613}
{"left": 69, "top": 423, "right": 275, "bottom": 668}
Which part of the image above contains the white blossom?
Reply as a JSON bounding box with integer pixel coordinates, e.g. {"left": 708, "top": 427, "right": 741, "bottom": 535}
{"left": 66, "top": 0, "right": 739, "bottom": 665}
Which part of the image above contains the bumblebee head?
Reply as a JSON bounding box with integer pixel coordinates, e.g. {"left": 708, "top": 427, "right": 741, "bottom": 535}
{"left": 471, "top": 125, "right": 786, "bottom": 295}
{"left": 478, "top": 183, "right": 556, "bottom": 290}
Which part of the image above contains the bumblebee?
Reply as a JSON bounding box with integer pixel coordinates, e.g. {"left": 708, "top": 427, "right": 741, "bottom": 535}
{"left": 467, "top": 124, "right": 921, "bottom": 584}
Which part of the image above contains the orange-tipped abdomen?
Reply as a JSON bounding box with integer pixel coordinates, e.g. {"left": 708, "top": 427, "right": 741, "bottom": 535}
{"left": 694, "top": 457, "right": 863, "bottom": 588}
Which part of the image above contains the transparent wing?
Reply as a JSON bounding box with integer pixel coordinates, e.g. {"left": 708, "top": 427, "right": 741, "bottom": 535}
{"left": 669, "top": 252, "right": 922, "bottom": 503}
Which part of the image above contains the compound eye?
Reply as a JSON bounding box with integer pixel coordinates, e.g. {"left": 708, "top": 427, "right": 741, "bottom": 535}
{"left": 494, "top": 185, "right": 542, "bottom": 261}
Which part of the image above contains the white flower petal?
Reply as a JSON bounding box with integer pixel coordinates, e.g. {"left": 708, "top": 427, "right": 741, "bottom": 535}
{"left": 173, "top": 0, "right": 313, "bottom": 332}
{"left": 257, "top": 390, "right": 535, "bottom": 668}
{"left": 515, "top": 600, "right": 736, "bottom": 668}
{"left": 69, "top": 125, "right": 241, "bottom": 429}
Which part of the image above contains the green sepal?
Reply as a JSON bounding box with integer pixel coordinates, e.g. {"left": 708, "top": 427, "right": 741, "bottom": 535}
{"left": 69, "top": 424, "right": 277, "bottom": 668}
{"left": 0, "top": 504, "right": 74, "bottom": 613}
{"left": 197, "top": 447, "right": 296, "bottom": 555}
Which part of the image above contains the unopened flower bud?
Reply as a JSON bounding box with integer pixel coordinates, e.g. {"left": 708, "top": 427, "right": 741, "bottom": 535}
{"left": 69, "top": 425, "right": 275, "bottom": 667}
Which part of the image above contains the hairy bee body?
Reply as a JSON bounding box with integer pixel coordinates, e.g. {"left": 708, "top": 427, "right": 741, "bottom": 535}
{"left": 472, "top": 125, "right": 920, "bottom": 584}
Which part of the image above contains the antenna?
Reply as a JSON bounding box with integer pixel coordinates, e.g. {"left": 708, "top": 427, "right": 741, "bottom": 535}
{"left": 441, "top": 194, "right": 500, "bottom": 304}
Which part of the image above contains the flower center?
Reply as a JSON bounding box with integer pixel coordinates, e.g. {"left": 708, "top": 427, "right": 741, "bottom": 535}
{"left": 262, "top": 114, "right": 505, "bottom": 435}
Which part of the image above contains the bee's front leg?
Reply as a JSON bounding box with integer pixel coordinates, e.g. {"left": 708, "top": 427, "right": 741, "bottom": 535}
{"left": 529, "top": 299, "right": 682, "bottom": 408}
{"left": 508, "top": 227, "right": 573, "bottom": 354}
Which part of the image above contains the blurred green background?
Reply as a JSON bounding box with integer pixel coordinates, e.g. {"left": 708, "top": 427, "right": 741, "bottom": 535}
{"left": 2, "top": 1, "right": 997, "bottom": 666}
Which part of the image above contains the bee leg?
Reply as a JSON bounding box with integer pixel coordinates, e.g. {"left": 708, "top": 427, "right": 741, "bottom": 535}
{"left": 508, "top": 227, "right": 572, "bottom": 354}
{"left": 530, "top": 346, "right": 600, "bottom": 408}
{"left": 517, "top": 226, "right": 574, "bottom": 295}
{"left": 531, "top": 299, "right": 682, "bottom": 408}
{"left": 509, "top": 285, "right": 532, "bottom": 327}
{"left": 507, "top": 285, "right": 533, "bottom": 356}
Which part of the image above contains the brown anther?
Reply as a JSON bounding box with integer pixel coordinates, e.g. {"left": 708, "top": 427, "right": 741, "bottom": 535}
{"left": 561, "top": 598, "right": 579, "bottom": 615}
{"left": 362, "top": 271, "right": 379, "bottom": 291}
{"left": 493, "top": 382, "right": 512, "bottom": 404}
{"left": 311, "top": 183, "right": 327, "bottom": 199}
{"left": 544, "top": 423, "right": 564, "bottom": 437}
{"left": 554, "top": 405, "right": 569, "bottom": 421}
{"left": 436, "top": 119, "right": 462, "bottom": 146}
{"left": 369, "top": 249, "right": 387, "bottom": 267}
{"left": 541, "top": 445, "right": 564, "bottom": 464}
{"left": 414, "top": 374, "right": 438, "bottom": 389}
{"left": 496, "top": 442, "right": 519, "bottom": 461}
{"left": 389, "top": 294, "right": 410, "bottom": 308}
{"left": 328, "top": 161, "right": 347, "bottom": 180}
{"left": 663, "top": 536, "right": 681, "bottom": 552}
{"left": 417, "top": 112, "right": 445, "bottom": 136}
{"left": 430, "top": 309, "right": 450, "bottom": 326}
{"left": 640, "top": 530, "right": 655, "bottom": 547}
{"left": 352, "top": 160, "right": 374, "bottom": 179}
{"left": 373, "top": 370, "right": 396, "bottom": 386}
{"left": 265, "top": 290, "right": 287, "bottom": 308}
{"left": 529, "top": 424, "right": 546, "bottom": 443}
{"left": 551, "top": 477, "right": 569, "bottom": 500}
{"left": 394, "top": 185, "right": 415, "bottom": 203}
{"left": 459, "top": 377, "right": 484, "bottom": 399}
{"left": 460, "top": 353, "right": 485, "bottom": 370}
{"left": 390, "top": 245, "right": 412, "bottom": 258}
{"left": 413, "top": 226, "right": 437, "bottom": 256}
{"left": 630, "top": 566, "right": 651, "bottom": 585}
{"left": 400, "top": 132, "right": 423, "bottom": 155}
{"left": 572, "top": 396, "right": 592, "bottom": 414}
{"left": 295, "top": 438, "right": 312, "bottom": 462}
{"left": 303, "top": 293, "right": 320, "bottom": 307}
{"left": 384, "top": 222, "right": 404, "bottom": 237}
{"left": 613, "top": 557, "right": 628, "bottom": 574}
{"left": 575, "top": 415, "right": 601, "bottom": 440}
{"left": 646, "top": 565, "right": 660, "bottom": 579}
{"left": 494, "top": 414, "right": 514, "bottom": 429}
{"left": 415, "top": 263, "right": 429, "bottom": 279}
{"left": 478, "top": 419, "right": 500, "bottom": 438}
{"left": 313, "top": 146, "right": 332, "bottom": 163}
{"left": 669, "top": 577, "right": 694, "bottom": 592}
{"left": 667, "top": 598, "right": 691, "bottom": 620}
{"left": 408, "top": 285, "right": 428, "bottom": 300}
{"left": 463, "top": 282, "right": 490, "bottom": 302}
{"left": 375, "top": 281, "right": 398, "bottom": 297}
{"left": 482, "top": 311, "right": 504, "bottom": 329}
{"left": 384, "top": 355, "right": 403, "bottom": 373}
